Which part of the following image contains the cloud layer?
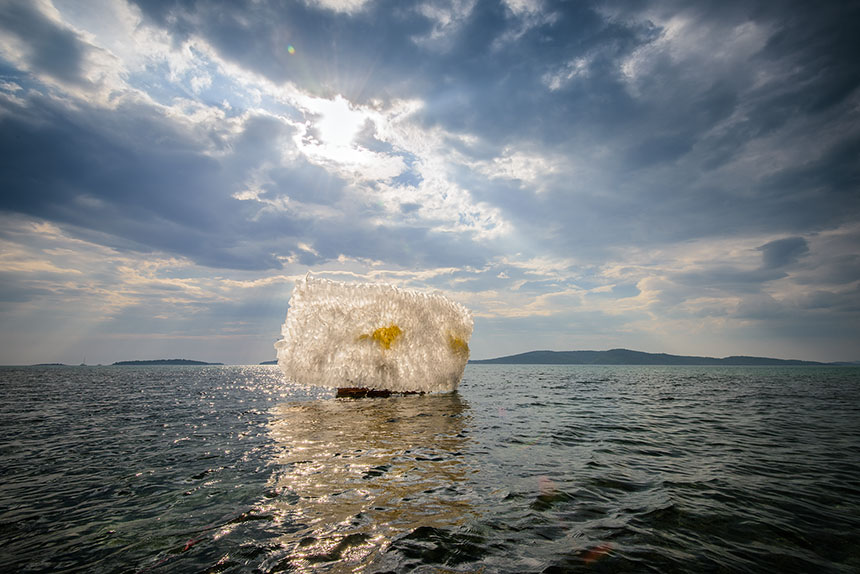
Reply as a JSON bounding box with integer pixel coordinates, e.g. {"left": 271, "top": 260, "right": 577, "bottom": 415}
{"left": 1, "top": 0, "right": 858, "bottom": 363}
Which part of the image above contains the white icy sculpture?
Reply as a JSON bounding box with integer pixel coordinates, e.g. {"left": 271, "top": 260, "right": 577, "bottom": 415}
{"left": 275, "top": 275, "right": 473, "bottom": 394}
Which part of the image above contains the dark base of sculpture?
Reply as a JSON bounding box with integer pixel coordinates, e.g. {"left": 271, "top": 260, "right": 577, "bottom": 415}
{"left": 336, "top": 387, "right": 425, "bottom": 398}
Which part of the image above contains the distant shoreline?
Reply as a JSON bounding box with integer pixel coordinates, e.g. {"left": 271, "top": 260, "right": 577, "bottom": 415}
{"left": 111, "top": 359, "right": 224, "bottom": 366}
{"left": 19, "top": 349, "right": 858, "bottom": 367}
{"left": 470, "top": 349, "right": 859, "bottom": 366}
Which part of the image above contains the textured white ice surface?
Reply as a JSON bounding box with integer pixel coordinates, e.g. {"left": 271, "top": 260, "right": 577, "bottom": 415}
{"left": 275, "top": 276, "right": 473, "bottom": 393}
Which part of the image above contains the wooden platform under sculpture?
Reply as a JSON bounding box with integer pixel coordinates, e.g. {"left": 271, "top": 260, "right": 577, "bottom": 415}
{"left": 335, "top": 387, "right": 425, "bottom": 398}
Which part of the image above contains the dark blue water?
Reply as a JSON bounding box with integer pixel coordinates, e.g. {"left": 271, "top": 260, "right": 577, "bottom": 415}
{"left": 1, "top": 364, "right": 858, "bottom": 573}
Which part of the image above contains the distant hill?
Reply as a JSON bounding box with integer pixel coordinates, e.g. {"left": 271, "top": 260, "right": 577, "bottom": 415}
{"left": 259, "top": 360, "right": 278, "bottom": 365}
{"left": 469, "top": 349, "right": 824, "bottom": 366}
{"left": 112, "top": 359, "right": 223, "bottom": 366}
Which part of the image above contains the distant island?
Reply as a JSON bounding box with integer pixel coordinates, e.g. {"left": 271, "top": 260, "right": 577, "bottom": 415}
{"left": 112, "top": 359, "right": 224, "bottom": 366}
{"left": 259, "top": 360, "right": 278, "bottom": 365}
{"left": 469, "top": 349, "right": 828, "bottom": 366}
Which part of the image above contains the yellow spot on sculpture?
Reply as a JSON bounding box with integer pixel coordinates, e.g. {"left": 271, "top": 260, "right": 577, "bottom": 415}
{"left": 448, "top": 334, "right": 469, "bottom": 358}
{"left": 359, "top": 324, "right": 402, "bottom": 350}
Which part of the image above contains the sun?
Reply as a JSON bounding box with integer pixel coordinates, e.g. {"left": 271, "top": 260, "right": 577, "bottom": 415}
{"left": 294, "top": 93, "right": 405, "bottom": 178}
{"left": 314, "top": 95, "right": 366, "bottom": 149}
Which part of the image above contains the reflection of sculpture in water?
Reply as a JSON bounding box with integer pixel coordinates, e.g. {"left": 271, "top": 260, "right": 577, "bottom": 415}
{"left": 264, "top": 393, "right": 475, "bottom": 572}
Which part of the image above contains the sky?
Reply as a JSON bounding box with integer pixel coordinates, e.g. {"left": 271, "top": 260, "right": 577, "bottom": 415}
{"left": 1, "top": 0, "right": 858, "bottom": 365}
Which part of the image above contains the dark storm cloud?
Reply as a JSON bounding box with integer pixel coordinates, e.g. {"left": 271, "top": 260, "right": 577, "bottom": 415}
{"left": 458, "top": 1, "right": 860, "bottom": 257}
{"left": 756, "top": 1, "right": 860, "bottom": 112}
{"left": 0, "top": 0, "right": 87, "bottom": 84}
{"left": 0, "top": 94, "right": 267, "bottom": 268}
{"left": 0, "top": 92, "right": 324, "bottom": 269}
{"left": 757, "top": 237, "right": 809, "bottom": 269}
{"left": 655, "top": 237, "right": 812, "bottom": 309}
{"left": 129, "top": 0, "right": 434, "bottom": 100}
{"left": 305, "top": 217, "right": 493, "bottom": 269}
{"left": 0, "top": 272, "right": 54, "bottom": 303}
{"left": 672, "top": 266, "right": 787, "bottom": 295}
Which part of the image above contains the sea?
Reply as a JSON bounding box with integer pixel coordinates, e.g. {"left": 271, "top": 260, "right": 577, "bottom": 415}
{"left": 1, "top": 364, "right": 858, "bottom": 573}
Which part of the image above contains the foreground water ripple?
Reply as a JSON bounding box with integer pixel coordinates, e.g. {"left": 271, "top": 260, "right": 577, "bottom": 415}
{"left": 1, "top": 364, "right": 859, "bottom": 572}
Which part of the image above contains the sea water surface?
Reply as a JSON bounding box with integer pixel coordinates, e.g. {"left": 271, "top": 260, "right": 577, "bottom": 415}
{"left": 1, "top": 364, "right": 859, "bottom": 573}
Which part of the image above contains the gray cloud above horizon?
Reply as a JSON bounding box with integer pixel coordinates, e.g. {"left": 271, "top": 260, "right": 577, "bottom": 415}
{"left": 1, "top": 0, "right": 858, "bottom": 364}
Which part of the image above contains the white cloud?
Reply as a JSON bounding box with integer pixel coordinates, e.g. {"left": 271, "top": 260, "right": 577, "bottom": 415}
{"left": 494, "top": 0, "right": 558, "bottom": 50}
{"left": 618, "top": 10, "right": 770, "bottom": 98}
{"left": 271, "top": 92, "right": 511, "bottom": 239}
{"left": 502, "top": 0, "right": 542, "bottom": 18}
{"left": 189, "top": 71, "right": 212, "bottom": 94}
{"left": 542, "top": 55, "right": 591, "bottom": 91}
{"left": 368, "top": 104, "right": 511, "bottom": 237}
{"left": 470, "top": 146, "right": 562, "bottom": 191}
{"left": 413, "top": 0, "right": 477, "bottom": 48}
{"left": 304, "top": 0, "right": 374, "bottom": 14}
